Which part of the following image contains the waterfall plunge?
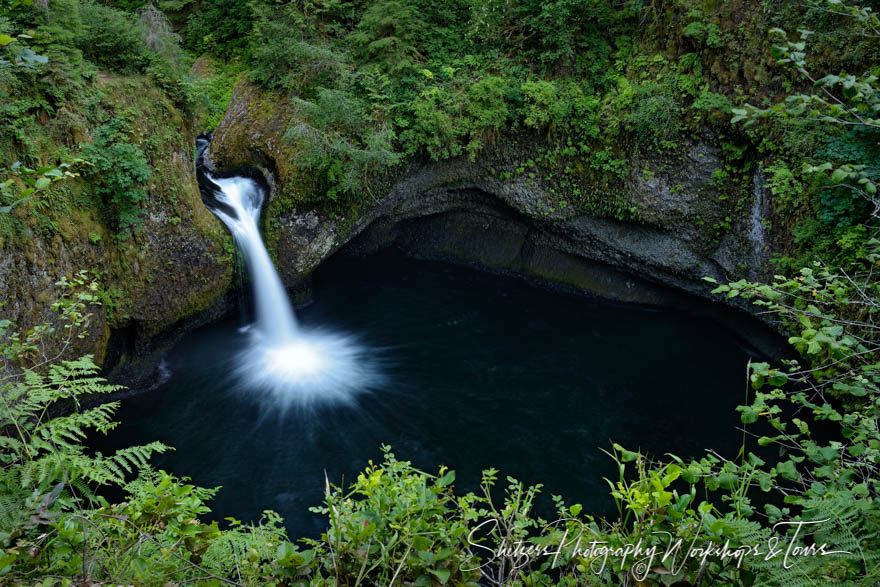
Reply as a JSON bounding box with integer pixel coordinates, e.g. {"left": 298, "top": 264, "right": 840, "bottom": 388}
{"left": 211, "top": 177, "right": 299, "bottom": 341}
{"left": 208, "top": 174, "right": 382, "bottom": 408}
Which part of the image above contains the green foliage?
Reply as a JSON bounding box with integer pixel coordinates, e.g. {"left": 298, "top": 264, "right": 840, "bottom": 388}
{"left": 702, "top": 244, "right": 880, "bottom": 582}
{"left": 626, "top": 78, "right": 682, "bottom": 146}
{"left": 0, "top": 357, "right": 165, "bottom": 496}
{"left": 185, "top": 0, "right": 253, "bottom": 58}
{"left": 465, "top": 0, "right": 631, "bottom": 77}
{"left": 243, "top": 0, "right": 646, "bottom": 217}
{"left": 76, "top": 1, "right": 150, "bottom": 72}
{"left": 682, "top": 8, "right": 727, "bottom": 49}
{"left": 399, "top": 73, "right": 515, "bottom": 162}
{"left": 82, "top": 118, "right": 151, "bottom": 237}
{"left": 764, "top": 160, "right": 804, "bottom": 216}
{"left": 465, "top": 75, "right": 510, "bottom": 132}
{"left": 1, "top": 270, "right": 101, "bottom": 376}
{"left": 305, "top": 446, "right": 481, "bottom": 584}
{"left": 246, "top": 0, "right": 352, "bottom": 95}
{"left": 137, "top": 3, "right": 198, "bottom": 107}
{"left": 0, "top": 159, "right": 84, "bottom": 213}
{"left": 521, "top": 80, "right": 561, "bottom": 129}
{"left": 195, "top": 61, "right": 246, "bottom": 130}
{"left": 349, "top": 0, "right": 426, "bottom": 73}
{"left": 691, "top": 88, "right": 733, "bottom": 123}
{"left": 286, "top": 86, "right": 400, "bottom": 202}
{"left": 0, "top": 25, "right": 48, "bottom": 69}
{"left": 732, "top": 0, "right": 880, "bottom": 267}
{"left": 812, "top": 127, "right": 880, "bottom": 226}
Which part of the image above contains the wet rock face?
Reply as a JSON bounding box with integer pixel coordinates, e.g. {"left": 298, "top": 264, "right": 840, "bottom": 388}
{"left": 205, "top": 82, "right": 300, "bottom": 204}
{"left": 207, "top": 83, "right": 763, "bottom": 302}
{"left": 0, "top": 131, "right": 233, "bottom": 382}
{"left": 627, "top": 143, "right": 719, "bottom": 234}
{"left": 0, "top": 229, "right": 112, "bottom": 363}
{"left": 202, "top": 79, "right": 773, "bottom": 303}
{"left": 274, "top": 210, "right": 337, "bottom": 284}
{"left": 0, "top": 79, "right": 768, "bottom": 381}
{"left": 747, "top": 167, "right": 772, "bottom": 273}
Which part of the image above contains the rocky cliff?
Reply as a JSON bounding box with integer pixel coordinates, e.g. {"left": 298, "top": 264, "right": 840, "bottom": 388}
{"left": 0, "top": 75, "right": 234, "bottom": 381}
{"left": 206, "top": 81, "right": 768, "bottom": 307}
{"left": 1, "top": 75, "right": 776, "bottom": 381}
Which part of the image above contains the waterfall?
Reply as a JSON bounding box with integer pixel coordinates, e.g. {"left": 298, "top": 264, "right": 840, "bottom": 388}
{"left": 748, "top": 168, "right": 771, "bottom": 273}
{"left": 209, "top": 176, "right": 298, "bottom": 342}
{"left": 204, "top": 172, "right": 382, "bottom": 408}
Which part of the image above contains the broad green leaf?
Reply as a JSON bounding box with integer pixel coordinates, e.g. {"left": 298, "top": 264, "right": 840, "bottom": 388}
{"left": 613, "top": 443, "right": 639, "bottom": 462}
{"left": 428, "top": 568, "right": 450, "bottom": 584}
{"left": 437, "top": 470, "right": 455, "bottom": 487}
{"left": 776, "top": 460, "right": 798, "bottom": 481}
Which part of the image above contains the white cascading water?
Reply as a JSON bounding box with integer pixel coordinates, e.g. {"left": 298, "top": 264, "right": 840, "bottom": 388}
{"left": 212, "top": 176, "right": 299, "bottom": 341}
{"left": 208, "top": 174, "right": 381, "bottom": 408}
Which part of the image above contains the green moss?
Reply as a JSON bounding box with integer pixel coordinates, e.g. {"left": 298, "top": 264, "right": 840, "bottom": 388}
{"left": 1, "top": 65, "right": 233, "bottom": 362}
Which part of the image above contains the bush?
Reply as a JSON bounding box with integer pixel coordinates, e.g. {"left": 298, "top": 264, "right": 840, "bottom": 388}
{"left": 521, "top": 79, "right": 560, "bottom": 129}
{"left": 75, "top": 2, "right": 149, "bottom": 72}
{"left": 348, "top": 0, "right": 426, "bottom": 73}
{"left": 184, "top": 0, "right": 253, "bottom": 58}
{"left": 248, "top": 4, "right": 345, "bottom": 94}
{"left": 304, "top": 447, "right": 482, "bottom": 584}
{"left": 82, "top": 118, "right": 151, "bottom": 236}
{"left": 625, "top": 79, "right": 681, "bottom": 146}
{"left": 764, "top": 160, "right": 804, "bottom": 215}
{"left": 285, "top": 87, "right": 400, "bottom": 203}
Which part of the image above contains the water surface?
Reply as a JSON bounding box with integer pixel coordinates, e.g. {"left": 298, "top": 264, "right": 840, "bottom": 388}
{"left": 103, "top": 250, "right": 759, "bottom": 537}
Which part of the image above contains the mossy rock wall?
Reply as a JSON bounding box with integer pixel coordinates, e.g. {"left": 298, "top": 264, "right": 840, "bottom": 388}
{"left": 0, "top": 74, "right": 233, "bottom": 377}
{"left": 207, "top": 81, "right": 765, "bottom": 302}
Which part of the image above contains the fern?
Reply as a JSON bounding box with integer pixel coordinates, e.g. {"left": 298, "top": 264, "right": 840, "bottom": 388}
{"left": 0, "top": 354, "right": 168, "bottom": 551}
{"left": 745, "top": 493, "right": 879, "bottom": 584}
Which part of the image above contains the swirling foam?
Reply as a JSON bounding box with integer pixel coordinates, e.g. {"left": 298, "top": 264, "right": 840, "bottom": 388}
{"left": 234, "top": 326, "right": 384, "bottom": 409}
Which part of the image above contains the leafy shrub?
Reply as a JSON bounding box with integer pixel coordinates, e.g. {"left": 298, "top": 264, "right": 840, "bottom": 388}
{"left": 625, "top": 79, "right": 681, "bottom": 146}
{"left": 76, "top": 2, "right": 150, "bottom": 72}
{"left": 529, "top": 0, "right": 616, "bottom": 70}
{"left": 137, "top": 3, "right": 183, "bottom": 63}
{"left": 348, "top": 0, "right": 426, "bottom": 73}
{"left": 818, "top": 183, "right": 873, "bottom": 226}
{"left": 521, "top": 79, "right": 560, "bottom": 129}
{"left": 248, "top": 3, "right": 345, "bottom": 94}
{"left": 466, "top": 0, "right": 629, "bottom": 77}
{"left": 682, "top": 8, "right": 726, "bottom": 49}
{"left": 401, "top": 85, "right": 468, "bottom": 160}
{"left": 82, "top": 118, "right": 151, "bottom": 236}
{"left": 764, "top": 160, "right": 804, "bottom": 215}
{"left": 286, "top": 87, "right": 400, "bottom": 202}
{"left": 465, "top": 76, "right": 510, "bottom": 130}
{"left": 691, "top": 88, "right": 733, "bottom": 124}
{"left": 814, "top": 127, "right": 880, "bottom": 227}
{"left": 304, "top": 447, "right": 482, "bottom": 584}
{"left": 185, "top": 0, "right": 254, "bottom": 58}
{"left": 195, "top": 60, "right": 246, "bottom": 130}
{"left": 521, "top": 79, "right": 600, "bottom": 138}
{"left": 0, "top": 159, "right": 83, "bottom": 215}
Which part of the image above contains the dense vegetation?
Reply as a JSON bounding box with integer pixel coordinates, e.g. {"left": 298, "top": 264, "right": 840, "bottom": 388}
{"left": 1, "top": 0, "right": 879, "bottom": 584}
